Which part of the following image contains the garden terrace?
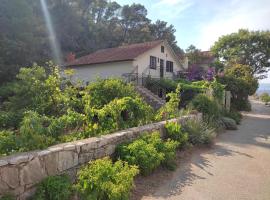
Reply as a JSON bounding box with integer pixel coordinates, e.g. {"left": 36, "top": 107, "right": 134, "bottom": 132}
{"left": 0, "top": 113, "right": 201, "bottom": 199}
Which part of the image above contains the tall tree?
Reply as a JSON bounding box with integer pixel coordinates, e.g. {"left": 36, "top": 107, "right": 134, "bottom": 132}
{"left": 150, "top": 20, "right": 184, "bottom": 55}
{"left": 211, "top": 29, "right": 270, "bottom": 77}
{"left": 120, "top": 4, "right": 151, "bottom": 43}
{"left": 0, "top": 0, "right": 50, "bottom": 84}
{"left": 185, "top": 45, "right": 201, "bottom": 65}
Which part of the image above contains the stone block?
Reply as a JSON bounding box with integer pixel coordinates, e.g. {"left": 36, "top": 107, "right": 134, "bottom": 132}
{"left": 58, "top": 151, "right": 78, "bottom": 172}
{"left": 8, "top": 154, "right": 33, "bottom": 165}
{"left": 43, "top": 152, "right": 59, "bottom": 176}
{"left": 1, "top": 166, "right": 19, "bottom": 189}
{"left": 20, "top": 158, "right": 46, "bottom": 186}
{"left": 0, "top": 160, "right": 8, "bottom": 167}
{"left": 78, "top": 152, "right": 94, "bottom": 165}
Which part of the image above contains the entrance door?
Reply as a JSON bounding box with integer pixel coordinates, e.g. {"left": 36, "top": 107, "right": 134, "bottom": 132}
{"left": 160, "top": 59, "right": 164, "bottom": 78}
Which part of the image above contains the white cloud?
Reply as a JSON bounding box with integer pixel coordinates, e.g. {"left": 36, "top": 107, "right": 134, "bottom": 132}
{"left": 197, "top": 0, "right": 270, "bottom": 50}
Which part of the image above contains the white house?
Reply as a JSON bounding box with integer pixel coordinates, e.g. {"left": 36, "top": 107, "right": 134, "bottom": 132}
{"left": 64, "top": 40, "right": 187, "bottom": 84}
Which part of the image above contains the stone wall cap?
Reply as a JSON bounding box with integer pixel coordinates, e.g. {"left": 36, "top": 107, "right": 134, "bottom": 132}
{"left": 0, "top": 159, "right": 8, "bottom": 167}
{"left": 48, "top": 147, "right": 63, "bottom": 152}
{"left": 63, "top": 144, "right": 76, "bottom": 151}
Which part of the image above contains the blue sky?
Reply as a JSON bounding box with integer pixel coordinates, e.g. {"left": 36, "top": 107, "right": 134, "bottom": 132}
{"left": 117, "top": 0, "right": 270, "bottom": 51}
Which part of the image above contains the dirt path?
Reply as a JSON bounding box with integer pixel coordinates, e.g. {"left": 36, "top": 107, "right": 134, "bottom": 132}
{"left": 135, "top": 100, "right": 270, "bottom": 200}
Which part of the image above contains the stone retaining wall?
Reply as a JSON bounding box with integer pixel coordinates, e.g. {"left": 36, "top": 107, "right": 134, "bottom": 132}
{"left": 0, "top": 113, "right": 201, "bottom": 199}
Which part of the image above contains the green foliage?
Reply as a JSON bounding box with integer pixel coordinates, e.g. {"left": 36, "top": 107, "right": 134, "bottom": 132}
{"left": 84, "top": 97, "right": 153, "bottom": 137}
{"left": 34, "top": 175, "right": 72, "bottom": 200}
{"left": 211, "top": 29, "right": 270, "bottom": 76}
{"left": 156, "top": 84, "right": 181, "bottom": 121}
{"left": 217, "top": 64, "right": 258, "bottom": 111}
{"left": 117, "top": 132, "right": 179, "bottom": 174}
{"left": 0, "top": 194, "right": 15, "bottom": 200}
{"left": 165, "top": 122, "right": 188, "bottom": 148}
{"left": 210, "top": 79, "right": 225, "bottom": 103}
{"left": 116, "top": 135, "right": 164, "bottom": 175}
{"left": 191, "top": 94, "right": 220, "bottom": 121}
{"left": 0, "top": 64, "right": 154, "bottom": 155}
{"left": 260, "top": 93, "right": 270, "bottom": 104}
{"left": 0, "top": 131, "right": 17, "bottom": 156}
{"left": 1, "top": 0, "right": 184, "bottom": 85}
{"left": 83, "top": 79, "right": 138, "bottom": 109}
{"left": 75, "top": 157, "right": 139, "bottom": 200}
{"left": 18, "top": 111, "right": 55, "bottom": 152}
{"left": 183, "top": 120, "right": 216, "bottom": 145}
{"left": 142, "top": 133, "right": 179, "bottom": 170}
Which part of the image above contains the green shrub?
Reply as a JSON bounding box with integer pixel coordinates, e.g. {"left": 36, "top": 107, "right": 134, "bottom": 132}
{"left": 183, "top": 120, "right": 216, "bottom": 145}
{"left": 0, "top": 130, "right": 17, "bottom": 156}
{"left": 75, "top": 157, "right": 139, "bottom": 200}
{"left": 116, "top": 136, "right": 164, "bottom": 175}
{"left": 0, "top": 194, "right": 15, "bottom": 200}
{"left": 83, "top": 78, "right": 138, "bottom": 109}
{"left": 141, "top": 132, "right": 179, "bottom": 170}
{"left": 165, "top": 121, "right": 188, "bottom": 148}
{"left": 117, "top": 132, "right": 178, "bottom": 173}
{"left": 155, "top": 85, "right": 181, "bottom": 121}
{"left": 18, "top": 111, "right": 55, "bottom": 151}
{"left": 191, "top": 94, "right": 220, "bottom": 120}
{"left": 260, "top": 93, "right": 270, "bottom": 104}
{"left": 48, "top": 110, "right": 86, "bottom": 138}
{"left": 33, "top": 175, "right": 72, "bottom": 200}
{"left": 84, "top": 97, "right": 153, "bottom": 137}
{"left": 231, "top": 99, "right": 251, "bottom": 111}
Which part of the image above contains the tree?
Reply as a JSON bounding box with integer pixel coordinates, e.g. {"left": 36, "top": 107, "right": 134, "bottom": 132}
{"left": 0, "top": 0, "right": 184, "bottom": 85}
{"left": 185, "top": 45, "right": 201, "bottom": 65}
{"left": 211, "top": 29, "right": 270, "bottom": 77}
{"left": 0, "top": 0, "right": 50, "bottom": 84}
{"left": 150, "top": 20, "right": 184, "bottom": 55}
{"left": 120, "top": 4, "right": 151, "bottom": 43}
{"left": 217, "top": 64, "right": 258, "bottom": 111}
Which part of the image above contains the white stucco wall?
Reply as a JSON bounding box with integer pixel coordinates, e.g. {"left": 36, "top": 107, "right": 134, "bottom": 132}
{"left": 68, "top": 61, "right": 133, "bottom": 84}
{"left": 133, "top": 41, "right": 182, "bottom": 78}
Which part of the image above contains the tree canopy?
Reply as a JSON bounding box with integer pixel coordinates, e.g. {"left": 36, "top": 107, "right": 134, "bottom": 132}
{"left": 0, "top": 0, "right": 184, "bottom": 85}
{"left": 211, "top": 29, "right": 270, "bottom": 77}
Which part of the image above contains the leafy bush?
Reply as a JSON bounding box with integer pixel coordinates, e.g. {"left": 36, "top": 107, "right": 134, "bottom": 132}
{"left": 0, "top": 195, "right": 15, "bottom": 200}
{"left": 0, "top": 131, "right": 17, "bottom": 156}
{"left": 84, "top": 97, "right": 153, "bottom": 137}
{"left": 231, "top": 98, "right": 251, "bottom": 111}
{"left": 83, "top": 78, "right": 138, "bottom": 109}
{"left": 165, "top": 121, "right": 188, "bottom": 148}
{"left": 116, "top": 136, "right": 164, "bottom": 175}
{"left": 18, "top": 111, "right": 55, "bottom": 151}
{"left": 33, "top": 175, "right": 72, "bottom": 200}
{"left": 117, "top": 132, "right": 179, "bottom": 173}
{"left": 75, "top": 157, "right": 139, "bottom": 200}
{"left": 217, "top": 64, "right": 258, "bottom": 111}
{"left": 141, "top": 133, "right": 179, "bottom": 170}
{"left": 183, "top": 120, "right": 216, "bottom": 145}
{"left": 155, "top": 85, "right": 181, "bottom": 121}
{"left": 191, "top": 94, "right": 220, "bottom": 120}
{"left": 260, "top": 93, "right": 270, "bottom": 104}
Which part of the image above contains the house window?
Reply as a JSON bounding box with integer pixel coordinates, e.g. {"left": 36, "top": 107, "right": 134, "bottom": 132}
{"left": 161, "top": 46, "right": 165, "bottom": 53}
{"left": 150, "top": 56, "right": 157, "bottom": 69}
{"left": 166, "top": 61, "right": 174, "bottom": 72}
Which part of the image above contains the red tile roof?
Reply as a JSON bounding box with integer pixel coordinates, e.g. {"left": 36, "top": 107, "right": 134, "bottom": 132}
{"left": 66, "top": 40, "right": 163, "bottom": 67}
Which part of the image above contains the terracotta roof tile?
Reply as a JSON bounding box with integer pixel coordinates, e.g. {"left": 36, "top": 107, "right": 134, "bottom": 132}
{"left": 66, "top": 40, "right": 163, "bottom": 67}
